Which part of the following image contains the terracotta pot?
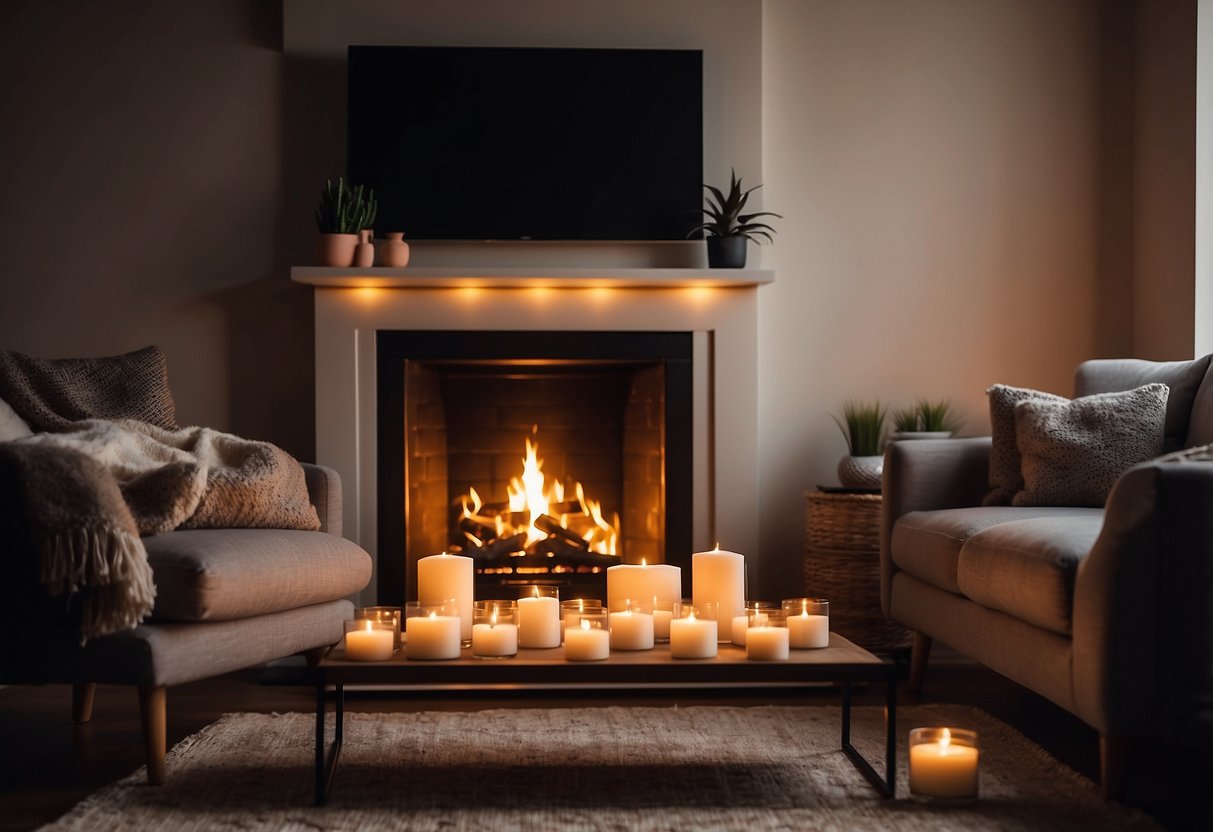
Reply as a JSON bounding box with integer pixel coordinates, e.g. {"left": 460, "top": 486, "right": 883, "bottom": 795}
{"left": 354, "top": 229, "right": 375, "bottom": 268}
{"left": 379, "top": 232, "right": 411, "bottom": 268}
{"left": 317, "top": 232, "right": 358, "bottom": 267}
{"left": 837, "top": 454, "right": 883, "bottom": 490}
{"left": 706, "top": 235, "right": 747, "bottom": 268}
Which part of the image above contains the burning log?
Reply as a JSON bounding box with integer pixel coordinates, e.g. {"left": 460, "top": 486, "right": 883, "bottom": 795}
{"left": 459, "top": 516, "right": 496, "bottom": 541}
{"left": 535, "top": 514, "right": 590, "bottom": 550}
{"left": 480, "top": 532, "right": 528, "bottom": 561}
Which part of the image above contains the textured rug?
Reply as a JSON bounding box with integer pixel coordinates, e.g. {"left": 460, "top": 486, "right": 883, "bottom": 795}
{"left": 44, "top": 705, "right": 1158, "bottom": 831}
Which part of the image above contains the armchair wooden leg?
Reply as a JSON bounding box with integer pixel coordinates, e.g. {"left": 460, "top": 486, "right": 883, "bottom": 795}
{"left": 908, "top": 631, "right": 932, "bottom": 694}
{"left": 138, "top": 685, "right": 167, "bottom": 785}
{"left": 1100, "top": 734, "right": 1130, "bottom": 801}
{"left": 72, "top": 682, "right": 96, "bottom": 724}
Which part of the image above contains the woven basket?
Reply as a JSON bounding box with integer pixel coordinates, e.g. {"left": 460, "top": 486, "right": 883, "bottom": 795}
{"left": 803, "top": 491, "right": 911, "bottom": 652}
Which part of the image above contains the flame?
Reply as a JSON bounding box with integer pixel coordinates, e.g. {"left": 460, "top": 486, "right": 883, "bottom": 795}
{"left": 580, "top": 618, "right": 590, "bottom": 631}
{"left": 490, "top": 609, "right": 498, "bottom": 627}
{"left": 940, "top": 728, "right": 951, "bottom": 750}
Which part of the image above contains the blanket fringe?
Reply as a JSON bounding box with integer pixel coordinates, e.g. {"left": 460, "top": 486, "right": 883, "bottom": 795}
{"left": 39, "top": 526, "right": 156, "bottom": 643}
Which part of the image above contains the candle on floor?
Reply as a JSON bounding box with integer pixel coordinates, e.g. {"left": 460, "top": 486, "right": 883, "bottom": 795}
{"left": 417, "top": 552, "right": 474, "bottom": 644}
{"left": 564, "top": 614, "right": 610, "bottom": 661}
{"left": 745, "top": 610, "right": 789, "bottom": 661}
{"left": 783, "top": 598, "right": 829, "bottom": 649}
{"left": 908, "top": 727, "right": 980, "bottom": 800}
{"left": 668, "top": 602, "right": 718, "bottom": 659}
{"left": 343, "top": 619, "right": 394, "bottom": 661}
{"left": 606, "top": 560, "right": 682, "bottom": 615}
{"left": 692, "top": 545, "right": 745, "bottom": 642}
{"left": 404, "top": 604, "right": 461, "bottom": 660}
{"left": 471, "top": 601, "right": 518, "bottom": 659}
{"left": 608, "top": 599, "right": 654, "bottom": 651}
{"left": 517, "top": 585, "right": 561, "bottom": 649}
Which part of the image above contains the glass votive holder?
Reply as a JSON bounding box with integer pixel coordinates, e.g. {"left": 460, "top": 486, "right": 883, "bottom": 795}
{"left": 608, "top": 597, "right": 655, "bottom": 651}
{"left": 472, "top": 600, "right": 518, "bottom": 659}
{"left": 651, "top": 596, "right": 674, "bottom": 643}
{"left": 669, "top": 601, "right": 718, "bottom": 659}
{"left": 564, "top": 611, "right": 610, "bottom": 661}
{"left": 782, "top": 598, "right": 829, "bottom": 649}
{"left": 354, "top": 606, "right": 401, "bottom": 653}
{"left": 342, "top": 618, "right": 395, "bottom": 661}
{"left": 745, "top": 609, "right": 789, "bottom": 661}
{"left": 517, "top": 585, "right": 561, "bottom": 649}
{"left": 560, "top": 598, "right": 604, "bottom": 635}
{"left": 404, "top": 599, "right": 461, "bottom": 660}
{"left": 731, "top": 601, "right": 779, "bottom": 647}
{"left": 908, "top": 727, "right": 980, "bottom": 802}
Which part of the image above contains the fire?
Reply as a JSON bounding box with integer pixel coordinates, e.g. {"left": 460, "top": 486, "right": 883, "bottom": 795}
{"left": 457, "top": 429, "right": 621, "bottom": 560}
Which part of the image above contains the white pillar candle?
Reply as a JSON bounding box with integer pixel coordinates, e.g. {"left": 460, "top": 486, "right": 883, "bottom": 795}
{"left": 692, "top": 547, "right": 745, "bottom": 641}
{"left": 608, "top": 604, "right": 654, "bottom": 651}
{"left": 564, "top": 619, "right": 610, "bottom": 661}
{"left": 788, "top": 612, "right": 829, "bottom": 649}
{"left": 404, "top": 612, "right": 461, "bottom": 660}
{"left": 344, "top": 620, "right": 394, "bottom": 661}
{"left": 471, "top": 621, "right": 518, "bottom": 658}
{"left": 731, "top": 614, "right": 750, "bottom": 646}
{"left": 517, "top": 594, "right": 561, "bottom": 648}
{"left": 745, "top": 626, "right": 789, "bottom": 661}
{"left": 653, "top": 609, "right": 673, "bottom": 641}
{"left": 417, "top": 552, "right": 474, "bottom": 642}
{"left": 909, "top": 729, "right": 980, "bottom": 798}
{"left": 607, "top": 561, "right": 681, "bottom": 613}
{"left": 669, "top": 612, "right": 718, "bottom": 659}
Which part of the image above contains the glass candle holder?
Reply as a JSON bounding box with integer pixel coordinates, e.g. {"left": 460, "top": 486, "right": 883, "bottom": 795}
{"left": 342, "top": 618, "right": 395, "bottom": 661}
{"left": 908, "top": 727, "right": 980, "bottom": 801}
{"left": 404, "top": 599, "right": 461, "bottom": 660}
{"left": 354, "top": 606, "right": 401, "bottom": 653}
{"left": 669, "top": 601, "right": 718, "bottom": 659}
{"left": 560, "top": 598, "right": 604, "bottom": 637}
{"left": 471, "top": 600, "right": 518, "bottom": 659}
{"left": 564, "top": 611, "right": 610, "bottom": 661}
{"left": 608, "top": 597, "right": 654, "bottom": 651}
{"left": 782, "top": 597, "right": 829, "bottom": 649}
{"left": 745, "top": 609, "right": 789, "bottom": 661}
{"left": 731, "top": 601, "right": 779, "bottom": 647}
{"left": 517, "top": 585, "right": 561, "bottom": 648}
{"left": 651, "top": 595, "right": 674, "bottom": 643}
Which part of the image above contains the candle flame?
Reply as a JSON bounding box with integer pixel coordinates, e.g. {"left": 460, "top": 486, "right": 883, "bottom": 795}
{"left": 532, "top": 585, "right": 540, "bottom": 598}
{"left": 490, "top": 610, "right": 498, "bottom": 627}
{"left": 688, "top": 610, "right": 697, "bottom": 622}
{"left": 362, "top": 620, "right": 372, "bottom": 632}
{"left": 940, "top": 728, "right": 951, "bottom": 750}
{"left": 578, "top": 599, "right": 585, "bottom": 613}
{"left": 801, "top": 599, "right": 809, "bottom": 617}
{"left": 580, "top": 618, "right": 590, "bottom": 631}
{"left": 428, "top": 611, "right": 437, "bottom": 620}
{"left": 641, "top": 558, "right": 647, "bottom": 567}
{"left": 624, "top": 598, "right": 633, "bottom": 616}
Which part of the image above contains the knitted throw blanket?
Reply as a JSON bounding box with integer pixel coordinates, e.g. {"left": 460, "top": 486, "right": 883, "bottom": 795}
{"left": 3, "top": 419, "right": 320, "bottom": 642}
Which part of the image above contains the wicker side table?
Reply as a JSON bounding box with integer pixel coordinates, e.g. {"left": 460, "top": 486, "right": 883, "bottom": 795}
{"left": 803, "top": 490, "right": 911, "bottom": 652}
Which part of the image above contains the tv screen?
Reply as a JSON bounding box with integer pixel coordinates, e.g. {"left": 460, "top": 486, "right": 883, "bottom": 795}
{"left": 347, "top": 46, "right": 703, "bottom": 241}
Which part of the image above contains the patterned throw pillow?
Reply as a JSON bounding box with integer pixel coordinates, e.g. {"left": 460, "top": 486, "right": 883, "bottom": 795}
{"left": 1012, "top": 383, "right": 1168, "bottom": 507}
{"left": 984, "top": 384, "right": 1068, "bottom": 505}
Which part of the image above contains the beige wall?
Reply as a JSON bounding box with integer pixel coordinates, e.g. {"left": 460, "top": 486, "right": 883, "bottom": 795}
{"left": 1196, "top": 0, "right": 1212, "bottom": 356}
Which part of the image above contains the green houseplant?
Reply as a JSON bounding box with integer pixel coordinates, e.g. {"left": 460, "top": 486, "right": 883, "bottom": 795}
{"left": 315, "top": 177, "right": 378, "bottom": 267}
{"left": 890, "top": 399, "right": 962, "bottom": 440}
{"left": 692, "top": 168, "right": 781, "bottom": 268}
{"left": 832, "top": 400, "right": 887, "bottom": 489}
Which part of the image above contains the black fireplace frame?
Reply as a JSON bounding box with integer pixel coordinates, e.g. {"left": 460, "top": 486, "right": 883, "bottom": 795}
{"left": 377, "top": 330, "right": 694, "bottom": 605}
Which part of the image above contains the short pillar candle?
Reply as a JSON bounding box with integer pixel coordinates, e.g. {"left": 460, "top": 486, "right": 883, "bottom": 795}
{"left": 731, "top": 602, "right": 778, "bottom": 647}
{"left": 608, "top": 599, "right": 654, "bottom": 651}
{"left": 783, "top": 598, "right": 829, "bottom": 649}
{"left": 668, "top": 601, "right": 718, "bottom": 659}
{"left": 745, "top": 610, "right": 789, "bottom": 661}
{"left": 606, "top": 560, "right": 681, "bottom": 616}
{"left": 471, "top": 601, "right": 518, "bottom": 659}
{"left": 517, "top": 585, "right": 561, "bottom": 649}
{"left": 564, "top": 613, "right": 610, "bottom": 661}
{"left": 404, "top": 601, "right": 461, "bottom": 660}
{"left": 908, "top": 727, "right": 980, "bottom": 800}
{"left": 342, "top": 618, "right": 394, "bottom": 661}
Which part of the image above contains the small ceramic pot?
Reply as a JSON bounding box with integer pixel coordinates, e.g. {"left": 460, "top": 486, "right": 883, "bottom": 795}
{"left": 379, "top": 232, "right": 411, "bottom": 268}
{"left": 317, "top": 232, "right": 358, "bottom": 267}
{"left": 837, "top": 454, "right": 883, "bottom": 490}
{"left": 354, "top": 229, "right": 375, "bottom": 267}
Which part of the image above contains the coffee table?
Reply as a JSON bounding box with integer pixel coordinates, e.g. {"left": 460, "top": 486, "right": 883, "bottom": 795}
{"left": 313, "top": 633, "right": 896, "bottom": 805}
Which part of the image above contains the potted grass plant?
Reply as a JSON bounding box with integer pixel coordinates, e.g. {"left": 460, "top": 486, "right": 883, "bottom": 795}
{"left": 832, "top": 400, "right": 887, "bottom": 489}
{"left": 691, "top": 168, "right": 780, "bottom": 268}
{"left": 890, "top": 399, "right": 961, "bottom": 441}
{"left": 315, "top": 177, "right": 377, "bottom": 267}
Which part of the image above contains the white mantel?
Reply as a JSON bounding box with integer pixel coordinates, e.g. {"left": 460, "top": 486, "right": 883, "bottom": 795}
{"left": 294, "top": 268, "right": 771, "bottom": 604}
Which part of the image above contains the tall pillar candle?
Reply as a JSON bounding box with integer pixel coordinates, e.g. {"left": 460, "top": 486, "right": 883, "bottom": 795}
{"left": 606, "top": 561, "right": 681, "bottom": 613}
{"left": 692, "top": 546, "right": 745, "bottom": 641}
{"left": 417, "top": 552, "right": 473, "bottom": 643}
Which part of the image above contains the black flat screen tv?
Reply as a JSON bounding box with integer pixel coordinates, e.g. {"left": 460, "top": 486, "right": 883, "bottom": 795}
{"left": 347, "top": 46, "right": 703, "bottom": 241}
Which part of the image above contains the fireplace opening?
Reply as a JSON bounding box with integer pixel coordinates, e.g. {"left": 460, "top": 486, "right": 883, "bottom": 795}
{"left": 377, "top": 331, "right": 693, "bottom": 604}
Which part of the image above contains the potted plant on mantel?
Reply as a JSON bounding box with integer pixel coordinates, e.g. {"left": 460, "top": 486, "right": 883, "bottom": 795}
{"left": 832, "top": 400, "right": 887, "bottom": 490}
{"left": 314, "top": 177, "right": 377, "bottom": 267}
{"left": 692, "top": 168, "right": 781, "bottom": 268}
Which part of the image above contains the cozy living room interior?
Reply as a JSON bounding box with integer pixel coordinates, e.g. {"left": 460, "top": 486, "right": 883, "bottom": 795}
{"left": 1, "top": 1, "right": 1211, "bottom": 830}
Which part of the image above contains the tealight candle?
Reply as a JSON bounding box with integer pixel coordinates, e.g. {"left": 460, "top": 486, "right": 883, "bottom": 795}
{"left": 560, "top": 598, "right": 603, "bottom": 637}
{"left": 609, "top": 599, "right": 654, "bottom": 651}
{"left": 908, "top": 727, "right": 980, "bottom": 800}
{"left": 471, "top": 601, "right": 518, "bottom": 659}
{"left": 692, "top": 545, "right": 745, "bottom": 642}
{"left": 404, "top": 602, "right": 461, "bottom": 660}
{"left": 745, "top": 610, "right": 789, "bottom": 661}
{"left": 669, "top": 602, "right": 717, "bottom": 659}
{"left": 564, "top": 614, "right": 610, "bottom": 661}
{"left": 783, "top": 598, "right": 829, "bottom": 649}
{"left": 343, "top": 619, "right": 394, "bottom": 661}
{"left": 417, "top": 552, "right": 473, "bottom": 644}
{"left": 517, "top": 585, "right": 561, "bottom": 648}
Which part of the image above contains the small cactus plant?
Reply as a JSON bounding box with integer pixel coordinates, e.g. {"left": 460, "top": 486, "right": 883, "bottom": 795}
{"left": 314, "top": 177, "right": 377, "bottom": 234}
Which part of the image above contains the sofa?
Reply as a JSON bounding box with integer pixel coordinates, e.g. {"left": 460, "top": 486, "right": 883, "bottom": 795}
{"left": 880, "top": 355, "right": 1213, "bottom": 797}
{"left": 0, "top": 347, "right": 371, "bottom": 784}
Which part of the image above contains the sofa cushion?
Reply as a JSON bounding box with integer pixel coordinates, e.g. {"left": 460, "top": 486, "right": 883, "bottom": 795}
{"left": 984, "top": 384, "right": 1068, "bottom": 505}
{"left": 957, "top": 511, "right": 1104, "bottom": 635}
{"left": 145, "top": 528, "right": 371, "bottom": 622}
{"left": 1012, "top": 384, "right": 1168, "bottom": 507}
{"left": 1188, "top": 361, "right": 1213, "bottom": 447}
{"left": 891, "top": 506, "right": 1090, "bottom": 595}
{"left": 1074, "top": 355, "right": 1211, "bottom": 452}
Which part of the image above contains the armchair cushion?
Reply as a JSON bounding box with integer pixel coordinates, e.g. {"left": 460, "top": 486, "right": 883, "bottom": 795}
{"left": 145, "top": 528, "right": 371, "bottom": 622}
{"left": 984, "top": 384, "right": 1068, "bottom": 505}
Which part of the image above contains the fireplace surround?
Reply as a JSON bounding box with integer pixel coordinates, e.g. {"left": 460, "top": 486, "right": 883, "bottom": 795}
{"left": 297, "top": 268, "right": 769, "bottom": 606}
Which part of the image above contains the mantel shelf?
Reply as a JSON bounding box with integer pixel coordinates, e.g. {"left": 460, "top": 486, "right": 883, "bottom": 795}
{"left": 290, "top": 267, "right": 774, "bottom": 289}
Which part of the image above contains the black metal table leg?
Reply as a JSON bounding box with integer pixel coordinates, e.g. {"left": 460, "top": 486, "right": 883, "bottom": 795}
{"left": 314, "top": 680, "right": 344, "bottom": 806}
{"left": 839, "top": 665, "right": 897, "bottom": 798}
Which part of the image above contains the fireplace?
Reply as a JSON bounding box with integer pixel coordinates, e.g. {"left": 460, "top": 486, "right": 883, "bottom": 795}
{"left": 377, "top": 331, "right": 693, "bottom": 605}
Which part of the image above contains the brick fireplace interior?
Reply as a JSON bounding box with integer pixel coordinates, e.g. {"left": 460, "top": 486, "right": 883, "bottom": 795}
{"left": 377, "top": 330, "right": 693, "bottom": 604}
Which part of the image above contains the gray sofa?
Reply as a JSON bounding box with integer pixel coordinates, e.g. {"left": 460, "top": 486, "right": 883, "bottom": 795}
{"left": 881, "top": 355, "right": 1213, "bottom": 796}
{"left": 0, "top": 461, "right": 371, "bottom": 784}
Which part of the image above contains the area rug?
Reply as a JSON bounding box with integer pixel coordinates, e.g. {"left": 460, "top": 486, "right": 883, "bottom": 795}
{"left": 43, "top": 705, "right": 1158, "bottom": 831}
